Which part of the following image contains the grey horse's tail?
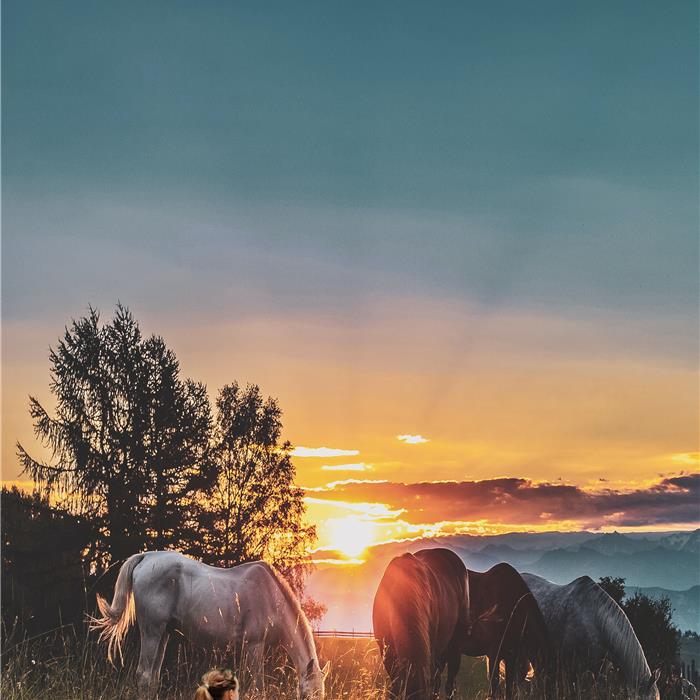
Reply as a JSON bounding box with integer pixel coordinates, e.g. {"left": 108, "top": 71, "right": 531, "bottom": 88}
{"left": 90, "top": 552, "right": 146, "bottom": 664}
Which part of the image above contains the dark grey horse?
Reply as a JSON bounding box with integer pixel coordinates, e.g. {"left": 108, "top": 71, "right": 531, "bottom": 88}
{"left": 522, "top": 573, "right": 660, "bottom": 699}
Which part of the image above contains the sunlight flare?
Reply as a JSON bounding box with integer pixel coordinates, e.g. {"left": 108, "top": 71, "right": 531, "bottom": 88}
{"left": 324, "top": 516, "right": 375, "bottom": 558}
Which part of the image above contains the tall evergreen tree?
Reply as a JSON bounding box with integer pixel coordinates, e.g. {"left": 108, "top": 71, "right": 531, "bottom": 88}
{"left": 139, "top": 334, "right": 214, "bottom": 551}
{"left": 17, "top": 305, "right": 214, "bottom": 567}
{"left": 203, "top": 382, "right": 316, "bottom": 591}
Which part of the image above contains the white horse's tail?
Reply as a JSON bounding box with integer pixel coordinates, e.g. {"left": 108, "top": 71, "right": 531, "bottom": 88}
{"left": 90, "top": 552, "right": 146, "bottom": 664}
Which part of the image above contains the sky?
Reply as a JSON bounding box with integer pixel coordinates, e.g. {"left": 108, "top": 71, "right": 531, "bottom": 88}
{"left": 3, "top": 1, "right": 698, "bottom": 557}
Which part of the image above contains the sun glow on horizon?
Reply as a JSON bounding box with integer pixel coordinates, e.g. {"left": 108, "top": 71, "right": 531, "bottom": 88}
{"left": 324, "top": 516, "right": 375, "bottom": 558}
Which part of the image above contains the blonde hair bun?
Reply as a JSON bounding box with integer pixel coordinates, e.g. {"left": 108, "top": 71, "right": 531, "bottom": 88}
{"left": 193, "top": 668, "right": 238, "bottom": 700}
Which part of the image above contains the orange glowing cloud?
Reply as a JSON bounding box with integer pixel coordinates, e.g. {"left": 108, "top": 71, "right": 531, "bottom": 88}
{"left": 307, "top": 473, "right": 700, "bottom": 536}
{"left": 397, "top": 434, "right": 430, "bottom": 444}
{"left": 291, "top": 446, "right": 360, "bottom": 458}
{"left": 321, "top": 462, "right": 373, "bottom": 472}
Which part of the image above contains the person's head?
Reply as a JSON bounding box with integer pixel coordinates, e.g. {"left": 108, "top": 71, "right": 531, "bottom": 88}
{"left": 193, "top": 668, "right": 239, "bottom": 700}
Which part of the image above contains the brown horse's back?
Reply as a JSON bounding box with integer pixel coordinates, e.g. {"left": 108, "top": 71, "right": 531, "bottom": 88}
{"left": 464, "top": 563, "right": 550, "bottom": 675}
{"left": 373, "top": 553, "right": 432, "bottom": 698}
{"left": 414, "top": 548, "right": 469, "bottom": 649}
{"left": 488, "top": 563, "right": 549, "bottom": 662}
{"left": 373, "top": 549, "right": 468, "bottom": 699}
{"left": 373, "top": 554, "right": 430, "bottom": 660}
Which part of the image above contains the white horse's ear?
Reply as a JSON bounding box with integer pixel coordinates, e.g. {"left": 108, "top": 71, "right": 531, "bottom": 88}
{"left": 321, "top": 661, "right": 330, "bottom": 679}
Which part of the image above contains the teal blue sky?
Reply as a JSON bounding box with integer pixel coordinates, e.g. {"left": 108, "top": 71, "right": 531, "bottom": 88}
{"left": 3, "top": 0, "right": 698, "bottom": 319}
{"left": 2, "top": 2, "right": 698, "bottom": 505}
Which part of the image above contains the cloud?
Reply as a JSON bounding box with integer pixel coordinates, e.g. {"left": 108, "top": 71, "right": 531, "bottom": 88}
{"left": 309, "top": 473, "right": 700, "bottom": 529}
{"left": 291, "top": 446, "right": 360, "bottom": 458}
{"left": 671, "top": 452, "right": 700, "bottom": 467}
{"left": 304, "top": 495, "right": 403, "bottom": 520}
{"left": 397, "top": 434, "right": 429, "bottom": 445}
{"left": 305, "top": 479, "right": 388, "bottom": 492}
{"left": 321, "top": 462, "right": 373, "bottom": 472}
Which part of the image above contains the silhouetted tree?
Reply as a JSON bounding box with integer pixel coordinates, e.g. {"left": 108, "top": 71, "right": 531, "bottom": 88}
{"left": 624, "top": 591, "right": 680, "bottom": 672}
{"left": 138, "top": 334, "right": 214, "bottom": 551}
{"left": 203, "top": 382, "right": 316, "bottom": 592}
{"left": 301, "top": 598, "right": 328, "bottom": 628}
{"left": 599, "top": 576, "right": 626, "bottom": 606}
{"left": 17, "top": 305, "right": 214, "bottom": 568}
{"left": 1, "top": 486, "right": 93, "bottom": 637}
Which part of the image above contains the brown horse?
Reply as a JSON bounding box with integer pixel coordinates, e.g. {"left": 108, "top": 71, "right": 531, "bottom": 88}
{"left": 450, "top": 562, "right": 550, "bottom": 699}
{"left": 373, "top": 548, "right": 469, "bottom": 700}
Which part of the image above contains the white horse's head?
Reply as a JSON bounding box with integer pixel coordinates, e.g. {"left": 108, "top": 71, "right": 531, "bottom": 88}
{"left": 299, "top": 659, "right": 328, "bottom": 699}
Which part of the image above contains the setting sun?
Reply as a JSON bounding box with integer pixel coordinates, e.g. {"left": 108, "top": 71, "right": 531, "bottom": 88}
{"left": 325, "top": 516, "right": 375, "bottom": 558}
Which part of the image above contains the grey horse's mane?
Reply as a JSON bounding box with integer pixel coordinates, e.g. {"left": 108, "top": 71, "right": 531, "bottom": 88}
{"left": 258, "top": 561, "right": 316, "bottom": 656}
{"left": 575, "top": 576, "right": 652, "bottom": 687}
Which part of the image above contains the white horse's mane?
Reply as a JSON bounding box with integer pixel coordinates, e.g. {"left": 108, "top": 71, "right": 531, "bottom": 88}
{"left": 526, "top": 573, "right": 654, "bottom": 689}
{"left": 259, "top": 561, "right": 316, "bottom": 654}
{"left": 579, "top": 577, "right": 652, "bottom": 686}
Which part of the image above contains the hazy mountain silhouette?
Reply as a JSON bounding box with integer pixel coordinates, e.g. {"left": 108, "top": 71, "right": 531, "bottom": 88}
{"left": 569, "top": 531, "right": 657, "bottom": 556}
{"left": 531, "top": 545, "right": 698, "bottom": 588}
{"left": 307, "top": 529, "right": 700, "bottom": 632}
{"left": 626, "top": 585, "right": 700, "bottom": 633}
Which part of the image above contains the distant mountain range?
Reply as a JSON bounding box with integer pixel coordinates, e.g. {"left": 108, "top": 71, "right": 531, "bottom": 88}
{"left": 626, "top": 585, "right": 700, "bottom": 634}
{"left": 307, "top": 529, "right": 700, "bottom": 633}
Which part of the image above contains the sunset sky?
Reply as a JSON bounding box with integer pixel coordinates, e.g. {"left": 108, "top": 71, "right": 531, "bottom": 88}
{"left": 3, "top": 1, "right": 698, "bottom": 557}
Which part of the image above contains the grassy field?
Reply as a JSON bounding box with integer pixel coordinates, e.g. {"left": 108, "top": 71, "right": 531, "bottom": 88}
{"left": 0, "top": 632, "right": 488, "bottom": 700}
{"left": 315, "top": 637, "right": 489, "bottom": 699}
{"left": 0, "top": 630, "right": 650, "bottom": 699}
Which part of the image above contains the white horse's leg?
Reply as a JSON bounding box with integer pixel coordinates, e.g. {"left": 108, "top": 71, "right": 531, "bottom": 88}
{"left": 136, "top": 623, "right": 169, "bottom": 698}
{"left": 245, "top": 642, "right": 266, "bottom": 694}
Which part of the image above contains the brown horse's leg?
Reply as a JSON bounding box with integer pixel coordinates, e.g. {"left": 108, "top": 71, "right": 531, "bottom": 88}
{"left": 432, "top": 658, "right": 445, "bottom": 699}
{"left": 504, "top": 655, "right": 516, "bottom": 700}
{"left": 383, "top": 647, "right": 404, "bottom": 700}
{"left": 445, "top": 647, "right": 461, "bottom": 699}
{"left": 488, "top": 655, "right": 502, "bottom": 699}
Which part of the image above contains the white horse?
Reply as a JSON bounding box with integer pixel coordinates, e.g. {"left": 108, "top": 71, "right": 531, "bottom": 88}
{"left": 92, "top": 551, "right": 327, "bottom": 698}
{"left": 521, "top": 573, "right": 660, "bottom": 699}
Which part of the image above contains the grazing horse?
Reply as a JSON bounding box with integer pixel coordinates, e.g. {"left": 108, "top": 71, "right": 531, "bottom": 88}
{"left": 521, "top": 573, "right": 660, "bottom": 700}
{"left": 450, "top": 563, "right": 550, "bottom": 699}
{"left": 91, "top": 551, "right": 326, "bottom": 699}
{"left": 373, "top": 548, "right": 469, "bottom": 700}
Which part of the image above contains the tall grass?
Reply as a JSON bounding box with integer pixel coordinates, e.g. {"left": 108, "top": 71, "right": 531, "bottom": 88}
{"left": 0, "top": 626, "right": 644, "bottom": 699}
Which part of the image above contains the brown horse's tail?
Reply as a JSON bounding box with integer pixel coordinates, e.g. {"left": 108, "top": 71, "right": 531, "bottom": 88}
{"left": 89, "top": 552, "right": 146, "bottom": 664}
